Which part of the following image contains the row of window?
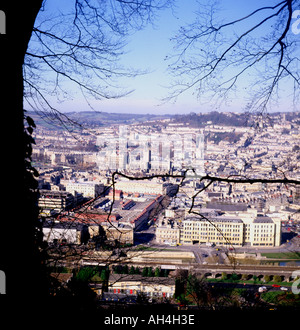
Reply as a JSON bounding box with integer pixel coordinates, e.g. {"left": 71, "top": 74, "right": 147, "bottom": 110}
{"left": 252, "top": 243, "right": 273, "bottom": 246}
{"left": 253, "top": 237, "right": 273, "bottom": 242}
{"left": 184, "top": 224, "right": 241, "bottom": 229}
{"left": 253, "top": 233, "right": 273, "bottom": 237}
{"left": 253, "top": 229, "right": 273, "bottom": 233}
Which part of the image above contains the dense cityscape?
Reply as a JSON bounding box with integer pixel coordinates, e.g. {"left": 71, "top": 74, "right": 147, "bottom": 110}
{"left": 2, "top": 0, "right": 300, "bottom": 323}
{"left": 30, "top": 110, "right": 300, "bottom": 311}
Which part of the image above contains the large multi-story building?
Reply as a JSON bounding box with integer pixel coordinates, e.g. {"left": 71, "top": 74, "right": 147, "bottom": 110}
{"left": 114, "top": 179, "right": 178, "bottom": 196}
{"left": 246, "top": 217, "right": 281, "bottom": 247}
{"left": 38, "top": 190, "right": 75, "bottom": 215}
{"left": 65, "top": 181, "right": 104, "bottom": 198}
{"left": 180, "top": 216, "right": 245, "bottom": 246}
{"left": 156, "top": 214, "right": 282, "bottom": 247}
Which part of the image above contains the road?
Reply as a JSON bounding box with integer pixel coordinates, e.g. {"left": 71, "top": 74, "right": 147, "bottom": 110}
{"left": 190, "top": 263, "right": 299, "bottom": 274}
{"left": 207, "top": 281, "right": 290, "bottom": 293}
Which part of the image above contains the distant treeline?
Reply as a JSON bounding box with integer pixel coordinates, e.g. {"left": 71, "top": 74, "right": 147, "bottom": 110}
{"left": 172, "top": 111, "right": 251, "bottom": 127}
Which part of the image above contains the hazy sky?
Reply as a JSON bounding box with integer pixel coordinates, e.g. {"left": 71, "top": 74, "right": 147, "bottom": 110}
{"left": 25, "top": 0, "right": 297, "bottom": 115}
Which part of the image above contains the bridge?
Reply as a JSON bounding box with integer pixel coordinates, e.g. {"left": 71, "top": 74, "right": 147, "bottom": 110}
{"left": 79, "top": 256, "right": 299, "bottom": 282}
{"left": 189, "top": 263, "right": 299, "bottom": 282}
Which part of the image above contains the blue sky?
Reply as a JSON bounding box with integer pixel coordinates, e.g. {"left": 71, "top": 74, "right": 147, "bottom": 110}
{"left": 25, "top": 0, "right": 297, "bottom": 115}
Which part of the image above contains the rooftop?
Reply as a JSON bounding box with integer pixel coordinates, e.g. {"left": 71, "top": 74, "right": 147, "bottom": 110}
{"left": 253, "top": 216, "right": 273, "bottom": 223}
{"left": 206, "top": 202, "right": 248, "bottom": 212}
{"left": 184, "top": 216, "right": 243, "bottom": 223}
{"left": 109, "top": 274, "right": 175, "bottom": 286}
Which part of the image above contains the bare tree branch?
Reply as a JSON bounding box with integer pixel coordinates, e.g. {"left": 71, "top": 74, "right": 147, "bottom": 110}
{"left": 24, "top": 0, "right": 173, "bottom": 127}
{"left": 165, "top": 0, "right": 300, "bottom": 114}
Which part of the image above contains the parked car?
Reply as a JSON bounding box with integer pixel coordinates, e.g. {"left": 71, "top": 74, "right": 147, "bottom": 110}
{"left": 258, "top": 286, "right": 267, "bottom": 293}
{"left": 280, "top": 287, "right": 288, "bottom": 291}
{"left": 272, "top": 284, "right": 281, "bottom": 288}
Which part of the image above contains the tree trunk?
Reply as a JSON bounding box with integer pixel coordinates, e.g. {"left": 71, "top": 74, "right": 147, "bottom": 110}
{"left": 0, "top": 0, "right": 43, "bottom": 311}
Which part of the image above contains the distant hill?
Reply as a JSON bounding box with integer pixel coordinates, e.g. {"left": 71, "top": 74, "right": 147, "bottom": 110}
{"left": 26, "top": 109, "right": 297, "bottom": 130}
{"left": 70, "top": 111, "right": 172, "bottom": 125}
{"left": 25, "top": 110, "right": 173, "bottom": 130}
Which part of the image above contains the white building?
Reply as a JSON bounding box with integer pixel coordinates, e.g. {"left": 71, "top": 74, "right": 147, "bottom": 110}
{"left": 114, "top": 179, "right": 177, "bottom": 195}
{"left": 43, "top": 223, "right": 79, "bottom": 244}
{"left": 66, "top": 181, "right": 104, "bottom": 198}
